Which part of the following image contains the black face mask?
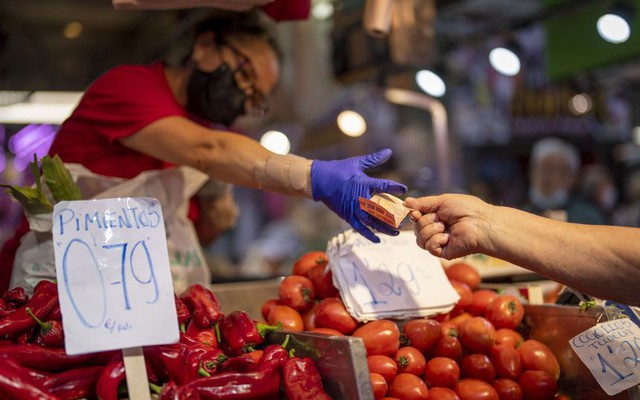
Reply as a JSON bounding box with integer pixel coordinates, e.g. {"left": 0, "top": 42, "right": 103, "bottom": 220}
{"left": 186, "top": 63, "right": 247, "bottom": 126}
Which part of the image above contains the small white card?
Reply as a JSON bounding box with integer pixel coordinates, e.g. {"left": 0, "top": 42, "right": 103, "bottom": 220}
{"left": 327, "top": 230, "right": 459, "bottom": 321}
{"left": 53, "top": 198, "right": 179, "bottom": 355}
{"left": 569, "top": 318, "right": 640, "bottom": 396}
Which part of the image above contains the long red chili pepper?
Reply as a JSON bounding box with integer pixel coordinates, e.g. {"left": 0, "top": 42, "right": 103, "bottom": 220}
{"left": 218, "top": 311, "right": 280, "bottom": 356}
{"left": 160, "top": 381, "right": 200, "bottom": 400}
{"left": 185, "top": 320, "right": 218, "bottom": 348}
{"left": 186, "top": 367, "right": 282, "bottom": 400}
{"left": 282, "top": 357, "right": 332, "bottom": 400}
{"left": 0, "top": 344, "right": 116, "bottom": 371}
{"left": 0, "top": 280, "right": 58, "bottom": 337}
{"left": 175, "top": 294, "right": 191, "bottom": 327}
{"left": 179, "top": 285, "right": 224, "bottom": 329}
{"left": 42, "top": 365, "right": 103, "bottom": 400}
{"left": 25, "top": 307, "right": 64, "bottom": 348}
{"left": 0, "top": 355, "right": 59, "bottom": 400}
{"left": 96, "top": 354, "right": 125, "bottom": 400}
{"left": 220, "top": 350, "right": 264, "bottom": 373}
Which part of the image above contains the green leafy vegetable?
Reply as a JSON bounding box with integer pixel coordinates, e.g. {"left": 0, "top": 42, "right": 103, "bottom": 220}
{"left": 41, "top": 154, "right": 82, "bottom": 201}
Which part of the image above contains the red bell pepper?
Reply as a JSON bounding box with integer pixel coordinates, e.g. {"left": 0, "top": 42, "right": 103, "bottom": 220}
{"left": 25, "top": 307, "right": 64, "bottom": 348}
{"left": 0, "top": 344, "right": 116, "bottom": 371}
{"left": 96, "top": 354, "right": 125, "bottom": 400}
{"left": 179, "top": 285, "right": 223, "bottom": 328}
{"left": 42, "top": 365, "right": 103, "bottom": 400}
{"left": 219, "top": 311, "right": 281, "bottom": 356}
{"left": 0, "top": 280, "right": 58, "bottom": 337}
{"left": 0, "top": 355, "right": 59, "bottom": 400}
{"left": 282, "top": 357, "right": 332, "bottom": 400}
{"left": 185, "top": 320, "right": 218, "bottom": 348}
{"left": 3, "top": 286, "right": 29, "bottom": 308}
{"left": 220, "top": 350, "right": 264, "bottom": 373}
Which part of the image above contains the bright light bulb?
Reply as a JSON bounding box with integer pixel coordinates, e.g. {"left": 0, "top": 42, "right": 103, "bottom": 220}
{"left": 489, "top": 47, "right": 521, "bottom": 76}
{"left": 337, "top": 110, "right": 366, "bottom": 137}
{"left": 415, "top": 70, "right": 446, "bottom": 97}
{"left": 597, "top": 14, "right": 631, "bottom": 44}
{"left": 568, "top": 93, "right": 592, "bottom": 115}
{"left": 312, "top": 1, "right": 334, "bottom": 20}
{"left": 260, "top": 130, "right": 290, "bottom": 154}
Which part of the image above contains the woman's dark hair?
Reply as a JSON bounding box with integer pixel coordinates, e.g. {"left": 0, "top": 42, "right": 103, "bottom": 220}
{"left": 180, "top": 10, "right": 282, "bottom": 65}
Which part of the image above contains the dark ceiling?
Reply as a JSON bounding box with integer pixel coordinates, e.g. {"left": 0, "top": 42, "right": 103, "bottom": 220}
{"left": 0, "top": 0, "right": 634, "bottom": 92}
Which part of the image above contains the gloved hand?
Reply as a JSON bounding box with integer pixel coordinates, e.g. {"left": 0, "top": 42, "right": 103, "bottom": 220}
{"left": 311, "top": 148, "right": 407, "bottom": 243}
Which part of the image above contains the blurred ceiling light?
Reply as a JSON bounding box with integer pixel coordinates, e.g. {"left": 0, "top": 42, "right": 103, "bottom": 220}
{"left": 64, "top": 21, "right": 83, "bottom": 40}
{"left": 337, "top": 110, "right": 367, "bottom": 137}
{"left": 568, "top": 93, "right": 593, "bottom": 115}
{"left": 489, "top": 47, "right": 521, "bottom": 76}
{"left": 0, "top": 91, "right": 83, "bottom": 124}
{"left": 260, "top": 130, "right": 291, "bottom": 154}
{"left": 597, "top": 13, "right": 631, "bottom": 43}
{"left": 312, "top": 1, "right": 334, "bottom": 20}
{"left": 415, "top": 69, "right": 446, "bottom": 97}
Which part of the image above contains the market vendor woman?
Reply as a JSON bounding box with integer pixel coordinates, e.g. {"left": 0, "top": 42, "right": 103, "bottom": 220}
{"left": 0, "top": 11, "right": 405, "bottom": 292}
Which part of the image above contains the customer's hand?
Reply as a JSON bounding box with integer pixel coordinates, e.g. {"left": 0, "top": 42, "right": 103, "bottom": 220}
{"left": 311, "top": 149, "right": 407, "bottom": 242}
{"left": 405, "top": 194, "right": 491, "bottom": 259}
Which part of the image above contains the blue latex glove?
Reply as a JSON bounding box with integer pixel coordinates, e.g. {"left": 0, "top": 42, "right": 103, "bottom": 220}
{"left": 311, "top": 148, "right": 408, "bottom": 243}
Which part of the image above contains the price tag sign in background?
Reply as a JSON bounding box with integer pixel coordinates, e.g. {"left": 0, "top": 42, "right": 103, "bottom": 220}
{"left": 53, "top": 198, "right": 179, "bottom": 355}
{"left": 570, "top": 318, "right": 640, "bottom": 396}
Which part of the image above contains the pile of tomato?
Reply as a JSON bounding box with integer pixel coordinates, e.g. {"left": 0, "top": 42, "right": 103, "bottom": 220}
{"left": 261, "top": 251, "right": 567, "bottom": 400}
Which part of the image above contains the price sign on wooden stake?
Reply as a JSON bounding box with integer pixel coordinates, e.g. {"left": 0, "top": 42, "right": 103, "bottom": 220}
{"left": 53, "top": 198, "right": 180, "bottom": 399}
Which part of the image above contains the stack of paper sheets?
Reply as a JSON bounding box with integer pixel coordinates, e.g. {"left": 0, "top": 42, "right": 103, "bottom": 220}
{"left": 326, "top": 230, "right": 460, "bottom": 322}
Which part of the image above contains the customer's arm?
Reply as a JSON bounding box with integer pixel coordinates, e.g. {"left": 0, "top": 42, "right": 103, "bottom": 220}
{"left": 406, "top": 194, "right": 640, "bottom": 306}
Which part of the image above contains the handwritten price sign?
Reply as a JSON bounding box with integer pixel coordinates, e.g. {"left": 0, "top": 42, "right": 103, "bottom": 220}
{"left": 570, "top": 318, "right": 640, "bottom": 395}
{"left": 53, "top": 198, "right": 179, "bottom": 355}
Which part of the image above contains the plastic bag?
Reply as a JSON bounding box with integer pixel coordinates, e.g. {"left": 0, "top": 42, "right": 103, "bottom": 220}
{"left": 10, "top": 164, "right": 210, "bottom": 295}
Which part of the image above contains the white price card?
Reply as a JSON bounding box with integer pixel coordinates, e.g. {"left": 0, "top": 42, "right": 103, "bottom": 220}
{"left": 327, "top": 230, "right": 460, "bottom": 321}
{"left": 569, "top": 318, "right": 640, "bottom": 395}
{"left": 52, "top": 198, "right": 179, "bottom": 355}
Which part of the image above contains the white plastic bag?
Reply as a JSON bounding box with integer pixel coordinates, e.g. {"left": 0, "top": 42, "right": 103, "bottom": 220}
{"left": 10, "top": 164, "right": 210, "bottom": 295}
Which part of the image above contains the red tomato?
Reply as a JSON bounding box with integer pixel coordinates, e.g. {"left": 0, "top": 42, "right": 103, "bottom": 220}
{"left": 446, "top": 262, "right": 481, "bottom": 290}
{"left": 489, "top": 344, "right": 522, "bottom": 380}
{"left": 302, "top": 301, "right": 319, "bottom": 330}
{"left": 428, "top": 387, "right": 461, "bottom": 400}
{"left": 441, "top": 321, "right": 459, "bottom": 338}
{"left": 402, "top": 319, "right": 442, "bottom": 354}
{"left": 307, "top": 264, "right": 339, "bottom": 299}
{"left": 485, "top": 295, "right": 524, "bottom": 330}
{"left": 458, "top": 317, "right": 495, "bottom": 354}
{"left": 315, "top": 297, "right": 359, "bottom": 334}
{"left": 279, "top": 275, "right": 316, "bottom": 311}
{"left": 454, "top": 379, "right": 499, "bottom": 400}
{"left": 433, "top": 335, "right": 463, "bottom": 361}
{"left": 433, "top": 313, "right": 451, "bottom": 323}
{"left": 310, "top": 327, "right": 344, "bottom": 336}
{"left": 370, "top": 372, "right": 389, "bottom": 400}
{"left": 368, "top": 355, "right": 399, "bottom": 384}
{"left": 461, "top": 354, "right": 495, "bottom": 382}
{"left": 518, "top": 370, "right": 558, "bottom": 400}
{"left": 394, "top": 346, "right": 426, "bottom": 376}
{"left": 493, "top": 379, "right": 523, "bottom": 400}
{"left": 423, "top": 357, "right": 460, "bottom": 389}
{"left": 389, "top": 373, "right": 429, "bottom": 400}
{"left": 467, "top": 290, "right": 498, "bottom": 317}
{"left": 353, "top": 320, "right": 400, "bottom": 357}
{"left": 450, "top": 280, "right": 474, "bottom": 316}
{"left": 292, "top": 250, "right": 328, "bottom": 277}
{"left": 495, "top": 329, "right": 524, "bottom": 349}
{"left": 267, "top": 304, "right": 303, "bottom": 332}
{"left": 261, "top": 298, "right": 279, "bottom": 322}
{"left": 516, "top": 340, "right": 561, "bottom": 381}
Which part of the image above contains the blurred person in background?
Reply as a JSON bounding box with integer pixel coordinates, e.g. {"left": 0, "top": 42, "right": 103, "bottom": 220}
{"left": 0, "top": 10, "right": 405, "bottom": 292}
{"left": 406, "top": 194, "right": 640, "bottom": 306}
{"left": 612, "top": 168, "right": 640, "bottom": 228}
{"left": 522, "top": 137, "right": 605, "bottom": 224}
{"left": 578, "top": 163, "right": 619, "bottom": 224}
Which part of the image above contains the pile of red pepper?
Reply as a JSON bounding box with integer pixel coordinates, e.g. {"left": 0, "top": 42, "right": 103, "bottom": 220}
{"left": 0, "top": 282, "right": 333, "bottom": 400}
